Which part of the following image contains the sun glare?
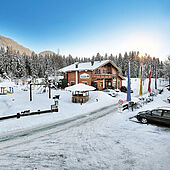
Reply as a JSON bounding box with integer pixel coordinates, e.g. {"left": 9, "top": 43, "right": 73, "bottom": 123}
{"left": 123, "top": 32, "right": 161, "bottom": 57}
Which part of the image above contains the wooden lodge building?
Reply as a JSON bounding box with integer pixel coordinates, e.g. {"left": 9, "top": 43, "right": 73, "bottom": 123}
{"left": 59, "top": 60, "right": 125, "bottom": 90}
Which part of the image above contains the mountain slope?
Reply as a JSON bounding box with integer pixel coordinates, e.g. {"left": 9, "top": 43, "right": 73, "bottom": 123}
{"left": 0, "top": 35, "right": 33, "bottom": 56}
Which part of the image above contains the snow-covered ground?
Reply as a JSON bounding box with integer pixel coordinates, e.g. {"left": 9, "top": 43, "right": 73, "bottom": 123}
{"left": 0, "top": 83, "right": 124, "bottom": 135}
{"left": 0, "top": 78, "right": 169, "bottom": 136}
{"left": 0, "top": 85, "right": 170, "bottom": 169}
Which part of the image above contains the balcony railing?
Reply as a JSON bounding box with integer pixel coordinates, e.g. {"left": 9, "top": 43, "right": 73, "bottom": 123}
{"left": 93, "top": 73, "right": 118, "bottom": 79}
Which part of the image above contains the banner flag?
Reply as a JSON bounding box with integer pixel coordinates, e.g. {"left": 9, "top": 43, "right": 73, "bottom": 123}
{"left": 148, "top": 65, "right": 151, "bottom": 93}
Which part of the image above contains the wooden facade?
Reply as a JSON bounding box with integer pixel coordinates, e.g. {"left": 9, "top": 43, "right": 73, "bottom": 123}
{"left": 63, "top": 61, "right": 125, "bottom": 90}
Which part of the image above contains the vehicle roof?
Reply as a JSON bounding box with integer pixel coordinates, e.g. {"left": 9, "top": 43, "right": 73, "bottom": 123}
{"left": 157, "top": 107, "right": 170, "bottom": 111}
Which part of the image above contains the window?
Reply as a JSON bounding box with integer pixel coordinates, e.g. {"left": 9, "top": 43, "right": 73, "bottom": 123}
{"left": 113, "top": 79, "right": 116, "bottom": 88}
{"left": 103, "top": 69, "right": 107, "bottom": 74}
{"left": 91, "top": 81, "right": 98, "bottom": 88}
{"left": 95, "top": 68, "right": 100, "bottom": 74}
{"left": 163, "top": 110, "right": 170, "bottom": 118}
{"left": 99, "top": 81, "right": 103, "bottom": 87}
{"left": 82, "top": 81, "right": 88, "bottom": 85}
{"left": 118, "top": 80, "right": 120, "bottom": 88}
{"left": 152, "top": 110, "right": 162, "bottom": 116}
{"left": 108, "top": 82, "right": 111, "bottom": 86}
{"left": 70, "top": 81, "right": 75, "bottom": 86}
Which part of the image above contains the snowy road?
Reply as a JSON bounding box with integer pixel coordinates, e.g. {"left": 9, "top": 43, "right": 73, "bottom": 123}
{"left": 1, "top": 105, "right": 170, "bottom": 170}
{"left": 0, "top": 104, "right": 118, "bottom": 149}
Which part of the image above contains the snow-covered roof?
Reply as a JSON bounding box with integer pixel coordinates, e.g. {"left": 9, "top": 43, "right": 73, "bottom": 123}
{"left": 118, "top": 74, "right": 126, "bottom": 80}
{"left": 0, "top": 80, "right": 15, "bottom": 87}
{"left": 59, "top": 60, "right": 121, "bottom": 73}
{"left": 157, "top": 107, "right": 170, "bottom": 111}
{"left": 65, "top": 83, "right": 96, "bottom": 92}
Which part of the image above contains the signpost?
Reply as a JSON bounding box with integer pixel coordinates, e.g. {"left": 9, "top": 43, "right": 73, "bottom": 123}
{"left": 52, "top": 94, "right": 60, "bottom": 111}
{"left": 118, "top": 99, "right": 123, "bottom": 112}
{"left": 118, "top": 99, "right": 123, "bottom": 105}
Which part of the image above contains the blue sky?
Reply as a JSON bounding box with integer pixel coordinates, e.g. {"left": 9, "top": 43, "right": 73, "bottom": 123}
{"left": 0, "top": 0, "right": 170, "bottom": 60}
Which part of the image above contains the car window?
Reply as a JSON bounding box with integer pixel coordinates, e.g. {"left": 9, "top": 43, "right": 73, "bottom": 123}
{"left": 163, "top": 110, "right": 170, "bottom": 118}
{"left": 152, "top": 110, "right": 162, "bottom": 116}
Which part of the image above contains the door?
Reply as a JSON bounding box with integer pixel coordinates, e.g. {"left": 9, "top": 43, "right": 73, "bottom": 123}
{"left": 91, "top": 81, "right": 98, "bottom": 89}
{"left": 162, "top": 110, "right": 170, "bottom": 126}
{"left": 151, "top": 110, "right": 164, "bottom": 124}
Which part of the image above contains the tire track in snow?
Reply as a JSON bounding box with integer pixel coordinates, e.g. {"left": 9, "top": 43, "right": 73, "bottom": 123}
{"left": 0, "top": 103, "right": 119, "bottom": 149}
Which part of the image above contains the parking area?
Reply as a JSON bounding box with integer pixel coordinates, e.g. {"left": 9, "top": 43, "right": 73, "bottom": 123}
{"left": 0, "top": 102, "right": 170, "bottom": 170}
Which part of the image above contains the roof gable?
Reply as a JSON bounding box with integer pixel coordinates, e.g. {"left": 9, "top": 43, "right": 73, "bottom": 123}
{"left": 95, "top": 60, "right": 121, "bottom": 72}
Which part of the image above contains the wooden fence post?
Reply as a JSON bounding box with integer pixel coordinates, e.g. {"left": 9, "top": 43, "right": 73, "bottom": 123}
{"left": 49, "top": 84, "right": 51, "bottom": 99}
{"left": 30, "top": 84, "right": 32, "bottom": 101}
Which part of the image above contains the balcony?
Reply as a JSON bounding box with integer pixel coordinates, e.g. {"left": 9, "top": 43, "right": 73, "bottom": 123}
{"left": 93, "top": 73, "right": 118, "bottom": 80}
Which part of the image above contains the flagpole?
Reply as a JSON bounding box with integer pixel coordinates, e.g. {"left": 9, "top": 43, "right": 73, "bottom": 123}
{"left": 127, "top": 61, "right": 131, "bottom": 102}
{"left": 139, "top": 64, "right": 143, "bottom": 96}
{"left": 155, "top": 65, "right": 157, "bottom": 89}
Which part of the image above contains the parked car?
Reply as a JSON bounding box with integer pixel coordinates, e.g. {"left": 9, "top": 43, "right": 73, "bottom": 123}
{"left": 102, "top": 89, "right": 118, "bottom": 97}
{"left": 135, "top": 107, "right": 170, "bottom": 127}
{"left": 149, "top": 92, "right": 155, "bottom": 96}
{"left": 120, "top": 86, "right": 133, "bottom": 93}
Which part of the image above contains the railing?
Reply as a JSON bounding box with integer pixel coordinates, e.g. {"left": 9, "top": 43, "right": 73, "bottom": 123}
{"left": 93, "top": 73, "right": 118, "bottom": 79}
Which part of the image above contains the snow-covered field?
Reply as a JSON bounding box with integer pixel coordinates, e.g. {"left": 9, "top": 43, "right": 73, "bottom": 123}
{"left": 0, "top": 78, "right": 170, "bottom": 169}
{"left": 0, "top": 82, "right": 127, "bottom": 135}
{"left": 0, "top": 78, "right": 169, "bottom": 135}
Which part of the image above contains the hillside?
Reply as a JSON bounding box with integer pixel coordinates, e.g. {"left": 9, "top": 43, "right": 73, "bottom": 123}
{"left": 0, "top": 35, "right": 33, "bottom": 56}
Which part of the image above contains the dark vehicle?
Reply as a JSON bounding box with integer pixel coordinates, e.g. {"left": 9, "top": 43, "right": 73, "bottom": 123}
{"left": 135, "top": 107, "right": 170, "bottom": 127}
{"left": 120, "top": 86, "right": 133, "bottom": 93}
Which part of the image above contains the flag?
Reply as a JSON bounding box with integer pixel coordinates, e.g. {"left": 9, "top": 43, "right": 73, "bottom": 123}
{"left": 127, "top": 62, "right": 131, "bottom": 101}
{"left": 139, "top": 65, "right": 143, "bottom": 96}
{"left": 155, "top": 67, "right": 157, "bottom": 89}
{"left": 148, "top": 65, "right": 151, "bottom": 93}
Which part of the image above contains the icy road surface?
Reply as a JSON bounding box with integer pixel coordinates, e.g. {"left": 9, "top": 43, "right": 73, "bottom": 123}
{"left": 0, "top": 106, "right": 170, "bottom": 170}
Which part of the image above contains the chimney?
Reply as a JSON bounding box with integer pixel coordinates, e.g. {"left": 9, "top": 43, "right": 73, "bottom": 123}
{"left": 91, "top": 60, "right": 94, "bottom": 66}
